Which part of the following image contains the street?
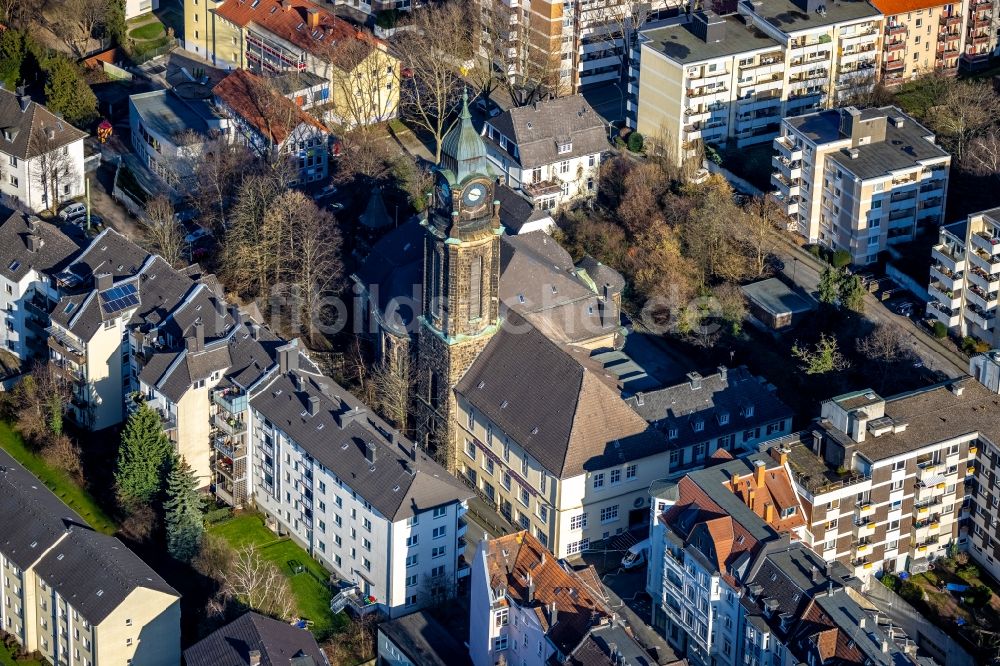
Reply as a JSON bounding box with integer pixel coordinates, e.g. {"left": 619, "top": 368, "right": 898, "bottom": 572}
{"left": 771, "top": 231, "right": 968, "bottom": 379}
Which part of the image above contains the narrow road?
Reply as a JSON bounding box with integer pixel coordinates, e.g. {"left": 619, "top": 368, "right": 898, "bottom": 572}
{"left": 770, "top": 231, "right": 968, "bottom": 379}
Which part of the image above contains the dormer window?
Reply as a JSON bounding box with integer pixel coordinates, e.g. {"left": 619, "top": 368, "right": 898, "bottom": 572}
{"left": 499, "top": 135, "right": 507, "bottom": 149}
{"left": 557, "top": 141, "right": 572, "bottom": 154}
{"left": 717, "top": 412, "right": 730, "bottom": 426}
{"left": 668, "top": 427, "right": 679, "bottom": 440}
{"left": 742, "top": 404, "right": 755, "bottom": 418}
{"left": 693, "top": 419, "right": 705, "bottom": 433}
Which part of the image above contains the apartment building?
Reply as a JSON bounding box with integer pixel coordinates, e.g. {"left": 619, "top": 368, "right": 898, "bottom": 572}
{"left": 629, "top": 0, "right": 883, "bottom": 166}
{"left": 971, "top": 349, "right": 1000, "bottom": 392}
{"left": 0, "top": 449, "right": 180, "bottom": 666}
{"left": 469, "top": 530, "right": 650, "bottom": 666}
{"left": 961, "top": 0, "right": 998, "bottom": 70}
{"left": 625, "top": 366, "right": 794, "bottom": 477}
{"left": 184, "top": 611, "right": 329, "bottom": 665}
{"left": 128, "top": 89, "right": 228, "bottom": 185}
{"left": 246, "top": 340, "right": 473, "bottom": 618}
{"left": 772, "top": 105, "right": 950, "bottom": 265}
{"left": 873, "top": 0, "right": 963, "bottom": 83}
{"left": 482, "top": 95, "right": 607, "bottom": 211}
{"left": 377, "top": 610, "right": 471, "bottom": 666}
{"left": 125, "top": 0, "right": 158, "bottom": 20}
{"left": 0, "top": 212, "right": 79, "bottom": 361}
{"left": 184, "top": 0, "right": 399, "bottom": 126}
{"left": 0, "top": 88, "right": 87, "bottom": 213}
{"left": 646, "top": 455, "right": 805, "bottom": 665}
{"left": 770, "top": 380, "right": 984, "bottom": 587}
{"left": 927, "top": 208, "right": 1000, "bottom": 346}
{"left": 213, "top": 69, "right": 331, "bottom": 185}
{"left": 47, "top": 228, "right": 232, "bottom": 432}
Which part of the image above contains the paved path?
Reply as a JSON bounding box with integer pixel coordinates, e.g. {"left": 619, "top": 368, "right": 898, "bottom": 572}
{"left": 771, "top": 230, "right": 968, "bottom": 379}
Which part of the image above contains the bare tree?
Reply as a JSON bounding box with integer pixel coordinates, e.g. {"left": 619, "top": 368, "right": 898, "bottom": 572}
{"left": 928, "top": 80, "right": 1000, "bottom": 161}
{"left": 30, "top": 130, "right": 78, "bottom": 214}
{"left": 372, "top": 338, "right": 412, "bottom": 432}
{"left": 223, "top": 172, "right": 287, "bottom": 300}
{"left": 187, "top": 133, "right": 251, "bottom": 233}
{"left": 966, "top": 129, "right": 1000, "bottom": 177}
{"left": 477, "top": 0, "right": 558, "bottom": 106}
{"left": 291, "top": 199, "right": 344, "bottom": 346}
{"left": 738, "top": 196, "right": 784, "bottom": 278}
{"left": 41, "top": 433, "right": 83, "bottom": 481}
{"left": 141, "top": 196, "right": 185, "bottom": 266}
{"left": 50, "top": 0, "right": 107, "bottom": 56}
{"left": 857, "top": 322, "right": 912, "bottom": 389}
{"left": 223, "top": 544, "right": 296, "bottom": 620}
{"left": 395, "top": 2, "right": 474, "bottom": 163}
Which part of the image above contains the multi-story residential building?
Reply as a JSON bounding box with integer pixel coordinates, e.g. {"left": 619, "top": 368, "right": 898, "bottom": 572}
{"left": 184, "top": 0, "right": 399, "bottom": 126}
{"left": 0, "top": 87, "right": 87, "bottom": 213}
{"left": 873, "top": 0, "right": 964, "bottom": 83}
{"left": 971, "top": 348, "right": 1000, "bottom": 392}
{"left": 482, "top": 95, "right": 607, "bottom": 211}
{"left": 629, "top": 1, "right": 883, "bottom": 167}
{"left": 0, "top": 212, "right": 79, "bottom": 361}
{"left": 213, "top": 69, "right": 331, "bottom": 185}
{"left": 128, "top": 89, "right": 227, "bottom": 185}
{"left": 125, "top": 0, "right": 158, "bottom": 20}
{"left": 0, "top": 448, "right": 180, "bottom": 666}
{"left": 927, "top": 208, "right": 1000, "bottom": 346}
{"left": 377, "top": 609, "right": 472, "bottom": 666}
{"left": 772, "top": 105, "right": 950, "bottom": 265}
{"left": 961, "top": 0, "right": 998, "bottom": 70}
{"left": 469, "top": 530, "right": 650, "bottom": 666}
{"left": 246, "top": 339, "right": 473, "bottom": 618}
{"left": 647, "top": 454, "right": 806, "bottom": 665}
{"left": 47, "top": 228, "right": 233, "bottom": 432}
{"left": 625, "top": 366, "right": 794, "bottom": 477}
{"left": 184, "top": 611, "right": 329, "bottom": 665}
{"left": 770, "top": 380, "right": 983, "bottom": 587}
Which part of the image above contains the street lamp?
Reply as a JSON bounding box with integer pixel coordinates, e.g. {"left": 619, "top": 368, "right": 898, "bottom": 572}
{"left": 792, "top": 257, "right": 799, "bottom": 283}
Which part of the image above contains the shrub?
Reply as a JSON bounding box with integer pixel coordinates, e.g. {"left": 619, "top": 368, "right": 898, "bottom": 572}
{"left": 808, "top": 245, "right": 823, "bottom": 258}
{"left": 931, "top": 321, "right": 948, "bottom": 338}
{"left": 627, "top": 131, "right": 645, "bottom": 153}
{"left": 899, "top": 580, "right": 922, "bottom": 603}
{"left": 375, "top": 9, "right": 400, "bottom": 29}
{"left": 881, "top": 573, "right": 901, "bottom": 592}
{"left": 964, "top": 584, "right": 992, "bottom": 609}
{"left": 831, "top": 249, "right": 852, "bottom": 268}
{"left": 204, "top": 507, "right": 234, "bottom": 525}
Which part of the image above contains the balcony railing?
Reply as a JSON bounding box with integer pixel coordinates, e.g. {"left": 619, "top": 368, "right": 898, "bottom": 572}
{"left": 213, "top": 412, "right": 247, "bottom": 435}
{"left": 212, "top": 388, "right": 248, "bottom": 415}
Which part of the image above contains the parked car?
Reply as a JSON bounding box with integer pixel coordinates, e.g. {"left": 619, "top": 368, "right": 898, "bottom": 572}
{"left": 184, "top": 227, "right": 212, "bottom": 244}
{"left": 621, "top": 538, "right": 650, "bottom": 570}
{"left": 312, "top": 184, "right": 338, "bottom": 201}
{"left": 58, "top": 202, "right": 87, "bottom": 221}
{"left": 326, "top": 202, "right": 344, "bottom": 212}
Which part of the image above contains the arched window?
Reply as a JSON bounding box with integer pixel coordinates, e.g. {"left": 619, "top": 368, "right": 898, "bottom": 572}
{"left": 469, "top": 255, "right": 483, "bottom": 320}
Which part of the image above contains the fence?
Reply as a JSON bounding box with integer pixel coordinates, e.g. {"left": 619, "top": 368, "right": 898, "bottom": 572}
{"left": 131, "top": 38, "right": 178, "bottom": 66}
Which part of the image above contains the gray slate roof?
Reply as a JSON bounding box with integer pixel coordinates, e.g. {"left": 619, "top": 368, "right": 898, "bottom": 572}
{"left": 455, "top": 313, "right": 658, "bottom": 477}
{"left": 249, "top": 343, "right": 472, "bottom": 521}
{"left": 0, "top": 88, "right": 87, "bottom": 160}
{"left": 184, "top": 612, "right": 327, "bottom": 666}
{"left": 487, "top": 95, "right": 607, "bottom": 169}
{"left": 566, "top": 623, "right": 655, "bottom": 666}
{"left": 625, "top": 366, "right": 792, "bottom": 449}
{"left": 741, "top": 278, "right": 815, "bottom": 317}
{"left": 60, "top": 228, "right": 150, "bottom": 285}
{"left": 0, "top": 448, "right": 88, "bottom": 570}
{"left": 33, "top": 527, "right": 177, "bottom": 624}
{"left": 377, "top": 610, "right": 471, "bottom": 666}
{"left": 350, "top": 220, "right": 424, "bottom": 336}
{"left": 495, "top": 183, "right": 552, "bottom": 234}
{"left": 0, "top": 212, "right": 80, "bottom": 283}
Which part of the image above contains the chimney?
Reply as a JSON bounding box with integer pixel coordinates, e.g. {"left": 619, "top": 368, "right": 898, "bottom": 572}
{"left": 549, "top": 601, "right": 558, "bottom": 626}
{"left": 15, "top": 86, "right": 29, "bottom": 112}
{"left": 27, "top": 216, "right": 38, "bottom": 233}
{"left": 764, "top": 502, "right": 775, "bottom": 524}
{"left": 691, "top": 10, "right": 726, "bottom": 43}
{"left": 194, "top": 320, "right": 205, "bottom": 351}
{"left": 250, "top": 322, "right": 260, "bottom": 340}
{"left": 249, "top": 650, "right": 261, "bottom": 666}
{"left": 307, "top": 6, "right": 321, "bottom": 27}
{"left": 364, "top": 441, "right": 377, "bottom": 464}
{"left": 754, "top": 459, "right": 766, "bottom": 487}
{"left": 26, "top": 234, "right": 39, "bottom": 253}
{"left": 95, "top": 273, "right": 113, "bottom": 292}
{"left": 278, "top": 344, "right": 298, "bottom": 374}
{"left": 307, "top": 395, "right": 319, "bottom": 416}
{"left": 949, "top": 382, "right": 965, "bottom": 397}
{"left": 229, "top": 304, "right": 243, "bottom": 327}
{"left": 687, "top": 371, "right": 703, "bottom": 390}
{"left": 526, "top": 572, "right": 535, "bottom": 603}
{"left": 717, "top": 365, "right": 728, "bottom": 382}
{"left": 811, "top": 565, "right": 822, "bottom": 585}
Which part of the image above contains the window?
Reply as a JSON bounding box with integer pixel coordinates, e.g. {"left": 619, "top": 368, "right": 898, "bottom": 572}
{"left": 570, "top": 513, "right": 587, "bottom": 530}
{"left": 465, "top": 440, "right": 476, "bottom": 460}
{"left": 363, "top": 517, "right": 372, "bottom": 531}
{"left": 600, "top": 505, "right": 619, "bottom": 523}
{"left": 557, "top": 142, "right": 572, "bottom": 154}
{"left": 891, "top": 479, "right": 904, "bottom": 491}
{"left": 537, "top": 505, "right": 548, "bottom": 523}
{"left": 588, "top": 154, "right": 596, "bottom": 167}
{"left": 363, "top": 558, "right": 371, "bottom": 571}
{"left": 7, "top": 175, "right": 16, "bottom": 187}
{"left": 405, "top": 594, "right": 417, "bottom": 607}
{"left": 494, "top": 635, "right": 509, "bottom": 651}
{"left": 406, "top": 574, "right": 417, "bottom": 587}
{"left": 432, "top": 546, "right": 446, "bottom": 558}
{"left": 610, "top": 469, "right": 621, "bottom": 485}
{"left": 559, "top": 160, "right": 570, "bottom": 174}
{"left": 433, "top": 506, "right": 447, "bottom": 518}
{"left": 593, "top": 473, "right": 604, "bottom": 489}
{"left": 567, "top": 538, "right": 590, "bottom": 555}
{"left": 406, "top": 554, "right": 418, "bottom": 567}
{"left": 495, "top": 608, "right": 509, "bottom": 627}
{"left": 893, "top": 460, "right": 906, "bottom": 471}
{"left": 520, "top": 487, "right": 530, "bottom": 507}
{"left": 433, "top": 526, "right": 447, "bottom": 539}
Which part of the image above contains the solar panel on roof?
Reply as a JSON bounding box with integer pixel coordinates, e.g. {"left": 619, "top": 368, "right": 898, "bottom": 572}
{"left": 99, "top": 283, "right": 139, "bottom": 314}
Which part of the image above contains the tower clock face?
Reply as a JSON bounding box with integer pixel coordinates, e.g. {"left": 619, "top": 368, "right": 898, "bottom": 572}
{"left": 462, "top": 182, "right": 488, "bottom": 209}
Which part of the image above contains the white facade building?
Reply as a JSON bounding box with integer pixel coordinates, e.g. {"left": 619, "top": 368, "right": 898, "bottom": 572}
{"left": 0, "top": 89, "right": 87, "bottom": 213}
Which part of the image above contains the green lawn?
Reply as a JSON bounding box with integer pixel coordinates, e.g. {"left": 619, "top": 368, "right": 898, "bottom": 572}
{"left": 128, "top": 21, "right": 165, "bottom": 41}
{"left": 0, "top": 422, "right": 117, "bottom": 535}
{"left": 209, "top": 514, "right": 347, "bottom": 640}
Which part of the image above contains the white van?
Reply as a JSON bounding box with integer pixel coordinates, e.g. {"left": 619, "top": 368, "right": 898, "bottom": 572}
{"left": 621, "top": 538, "right": 650, "bottom": 570}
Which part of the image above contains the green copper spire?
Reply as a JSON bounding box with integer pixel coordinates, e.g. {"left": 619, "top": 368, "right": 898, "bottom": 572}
{"left": 439, "top": 89, "right": 489, "bottom": 184}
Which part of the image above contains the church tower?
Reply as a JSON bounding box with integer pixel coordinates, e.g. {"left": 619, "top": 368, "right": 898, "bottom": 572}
{"left": 415, "top": 92, "right": 502, "bottom": 472}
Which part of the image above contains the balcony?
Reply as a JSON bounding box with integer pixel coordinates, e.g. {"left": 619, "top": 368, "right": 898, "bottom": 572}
{"left": 852, "top": 557, "right": 874, "bottom": 571}
{"left": 885, "top": 59, "right": 905, "bottom": 72}
{"left": 968, "top": 267, "right": 999, "bottom": 292}
{"left": 523, "top": 179, "right": 563, "bottom": 198}
{"left": 457, "top": 554, "right": 471, "bottom": 579}
{"left": 772, "top": 155, "right": 802, "bottom": 179}
{"left": 214, "top": 436, "right": 247, "bottom": 460}
{"left": 885, "top": 24, "right": 907, "bottom": 35}
{"left": 927, "top": 300, "right": 961, "bottom": 327}
{"left": 969, "top": 249, "right": 1000, "bottom": 275}
{"left": 457, "top": 516, "right": 468, "bottom": 539}
{"left": 927, "top": 282, "right": 960, "bottom": 309}
{"left": 212, "top": 388, "right": 248, "bottom": 415}
{"left": 932, "top": 244, "right": 966, "bottom": 273}
{"left": 772, "top": 173, "right": 800, "bottom": 198}
{"left": 46, "top": 327, "right": 85, "bottom": 365}
{"left": 972, "top": 231, "right": 1000, "bottom": 256}
{"left": 931, "top": 264, "right": 964, "bottom": 289}
{"left": 774, "top": 136, "right": 803, "bottom": 161}
{"left": 886, "top": 40, "right": 906, "bottom": 52}
{"left": 967, "top": 284, "right": 999, "bottom": 310}
{"left": 854, "top": 518, "right": 876, "bottom": 538}
{"left": 940, "top": 14, "right": 962, "bottom": 26}
{"left": 213, "top": 411, "right": 247, "bottom": 435}
{"left": 854, "top": 539, "right": 873, "bottom": 555}
{"left": 857, "top": 502, "right": 875, "bottom": 518}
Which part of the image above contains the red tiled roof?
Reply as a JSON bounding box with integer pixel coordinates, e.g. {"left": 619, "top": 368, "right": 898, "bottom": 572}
{"left": 870, "top": 0, "right": 951, "bottom": 14}
{"left": 484, "top": 531, "right": 610, "bottom": 655}
{"left": 797, "top": 599, "right": 867, "bottom": 664}
{"left": 214, "top": 0, "right": 372, "bottom": 65}
{"left": 213, "top": 69, "right": 326, "bottom": 145}
{"left": 726, "top": 465, "right": 806, "bottom": 534}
